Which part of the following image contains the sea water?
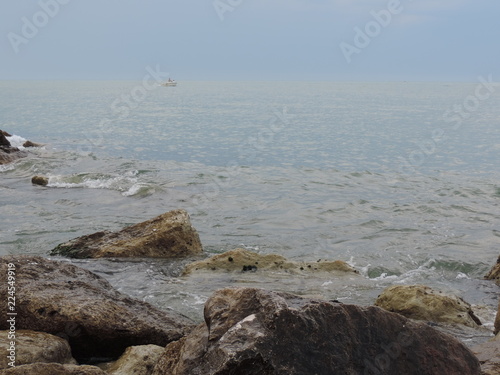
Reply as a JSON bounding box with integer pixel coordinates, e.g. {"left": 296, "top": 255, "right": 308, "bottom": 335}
{"left": 1, "top": 81, "right": 499, "bottom": 344}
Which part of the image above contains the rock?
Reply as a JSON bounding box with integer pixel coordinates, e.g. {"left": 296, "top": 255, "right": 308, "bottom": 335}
{"left": 485, "top": 255, "right": 500, "bottom": 286}
{"left": 0, "top": 330, "right": 76, "bottom": 369}
{"left": 99, "top": 345, "right": 165, "bottom": 375}
{"left": 31, "top": 175, "right": 49, "bottom": 186}
{"left": 152, "top": 287, "right": 481, "bottom": 375}
{"left": 0, "top": 131, "right": 11, "bottom": 146}
{"left": 472, "top": 340, "right": 500, "bottom": 375}
{"left": 182, "top": 248, "right": 358, "bottom": 275}
{"left": 1, "top": 363, "right": 106, "bottom": 375}
{"left": 0, "top": 130, "right": 29, "bottom": 165}
{"left": 0, "top": 256, "right": 195, "bottom": 363}
{"left": 374, "top": 284, "right": 482, "bottom": 328}
{"left": 0, "top": 145, "right": 28, "bottom": 165}
{"left": 22, "top": 140, "right": 43, "bottom": 148}
{"left": 50, "top": 209, "right": 203, "bottom": 259}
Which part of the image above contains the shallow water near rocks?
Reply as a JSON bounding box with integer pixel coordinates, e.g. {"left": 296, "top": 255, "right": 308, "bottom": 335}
{"left": 1, "top": 81, "right": 499, "bottom": 346}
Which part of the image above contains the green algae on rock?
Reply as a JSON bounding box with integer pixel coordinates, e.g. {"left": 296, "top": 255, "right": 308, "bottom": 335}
{"left": 50, "top": 209, "right": 202, "bottom": 259}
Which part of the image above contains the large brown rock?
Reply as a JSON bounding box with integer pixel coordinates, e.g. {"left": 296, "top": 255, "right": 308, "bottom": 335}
{"left": 2, "top": 363, "right": 106, "bottom": 375}
{"left": 152, "top": 287, "right": 481, "bottom": 375}
{"left": 374, "top": 284, "right": 482, "bottom": 328}
{"left": 0, "top": 330, "right": 76, "bottom": 369}
{"left": 0, "top": 256, "right": 194, "bottom": 363}
{"left": 182, "top": 248, "right": 358, "bottom": 275}
{"left": 485, "top": 255, "right": 500, "bottom": 286}
{"left": 99, "top": 345, "right": 164, "bottom": 375}
{"left": 50, "top": 209, "right": 203, "bottom": 259}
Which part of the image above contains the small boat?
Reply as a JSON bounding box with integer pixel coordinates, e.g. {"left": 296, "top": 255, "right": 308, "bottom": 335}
{"left": 161, "top": 78, "right": 177, "bottom": 87}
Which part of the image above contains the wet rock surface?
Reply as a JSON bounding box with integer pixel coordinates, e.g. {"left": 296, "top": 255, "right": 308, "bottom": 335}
{"left": 50, "top": 209, "right": 203, "bottom": 259}
{"left": 485, "top": 255, "right": 500, "bottom": 286}
{"left": 375, "top": 284, "right": 482, "bottom": 328}
{"left": 0, "top": 330, "right": 76, "bottom": 369}
{"left": 472, "top": 339, "right": 500, "bottom": 375}
{"left": 152, "top": 287, "right": 481, "bottom": 375}
{"left": 98, "top": 344, "right": 165, "bottom": 375}
{"left": 0, "top": 256, "right": 195, "bottom": 363}
{"left": 31, "top": 175, "right": 49, "bottom": 186}
{"left": 2, "top": 363, "right": 106, "bottom": 375}
{"left": 182, "top": 248, "right": 358, "bottom": 275}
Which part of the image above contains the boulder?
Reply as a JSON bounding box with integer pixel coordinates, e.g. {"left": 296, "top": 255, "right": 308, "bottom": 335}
{"left": 31, "top": 175, "right": 49, "bottom": 186}
{"left": 99, "top": 345, "right": 165, "bottom": 375}
{"left": 182, "top": 248, "right": 358, "bottom": 275}
{"left": 2, "top": 363, "right": 106, "bottom": 375}
{"left": 472, "top": 340, "right": 500, "bottom": 375}
{"left": 374, "top": 284, "right": 482, "bottom": 328}
{"left": 50, "top": 209, "right": 203, "bottom": 259}
{"left": 0, "top": 330, "right": 76, "bottom": 369}
{"left": 152, "top": 287, "right": 481, "bottom": 375}
{"left": 485, "top": 255, "right": 500, "bottom": 286}
{"left": 0, "top": 256, "right": 194, "bottom": 363}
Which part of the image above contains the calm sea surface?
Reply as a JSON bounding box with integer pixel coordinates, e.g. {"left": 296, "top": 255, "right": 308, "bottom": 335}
{"left": 1, "top": 81, "right": 499, "bottom": 343}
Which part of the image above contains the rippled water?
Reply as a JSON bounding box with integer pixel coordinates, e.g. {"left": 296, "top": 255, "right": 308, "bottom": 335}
{"left": 1, "top": 81, "right": 499, "bottom": 344}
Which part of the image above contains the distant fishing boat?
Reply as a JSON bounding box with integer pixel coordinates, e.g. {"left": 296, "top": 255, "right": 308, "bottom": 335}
{"left": 161, "top": 78, "right": 177, "bottom": 87}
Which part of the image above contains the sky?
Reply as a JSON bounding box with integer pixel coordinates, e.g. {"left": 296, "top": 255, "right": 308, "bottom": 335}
{"left": 0, "top": 0, "right": 499, "bottom": 81}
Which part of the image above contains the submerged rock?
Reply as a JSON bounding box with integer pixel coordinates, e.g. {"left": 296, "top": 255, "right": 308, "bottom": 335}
{"left": 99, "top": 345, "right": 165, "bottom": 375}
{"left": 31, "top": 175, "right": 49, "bottom": 186}
{"left": 182, "top": 248, "right": 358, "bottom": 275}
{"left": 0, "top": 330, "right": 76, "bottom": 369}
{"left": 485, "top": 255, "right": 500, "bottom": 286}
{"left": 2, "top": 363, "right": 106, "bottom": 375}
{"left": 0, "top": 256, "right": 195, "bottom": 363}
{"left": 50, "top": 209, "right": 203, "bottom": 259}
{"left": 22, "top": 140, "right": 43, "bottom": 148}
{"left": 375, "top": 284, "right": 481, "bottom": 328}
{"left": 152, "top": 287, "right": 481, "bottom": 375}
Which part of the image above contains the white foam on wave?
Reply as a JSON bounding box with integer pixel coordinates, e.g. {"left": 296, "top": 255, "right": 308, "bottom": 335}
{"left": 46, "top": 171, "right": 155, "bottom": 197}
{"left": 6, "top": 135, "right": 27, "bottom": 149}
{"left": 0, "top": 164, "right": 16, "bottom": 173}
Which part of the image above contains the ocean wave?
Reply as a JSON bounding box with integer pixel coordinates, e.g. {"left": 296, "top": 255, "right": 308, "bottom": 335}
{"left": 6, "top": 134, "right": 27, "bottom": 149}
{"left": 46, "top": 171, "right": 156, "bottom": 197}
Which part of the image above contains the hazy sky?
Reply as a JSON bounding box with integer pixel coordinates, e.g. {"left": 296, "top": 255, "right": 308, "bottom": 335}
{"left": 1, "top": 0, "right": 499, "bottom": 81}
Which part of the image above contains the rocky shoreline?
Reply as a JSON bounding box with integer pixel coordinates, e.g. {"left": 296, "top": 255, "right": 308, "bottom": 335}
{"left": 0, "top": 208, "right": 498, "bottom": 374}
{"left": 1, "top": 131, "right": 499, "bottom": 374}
